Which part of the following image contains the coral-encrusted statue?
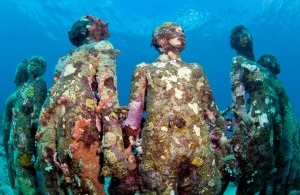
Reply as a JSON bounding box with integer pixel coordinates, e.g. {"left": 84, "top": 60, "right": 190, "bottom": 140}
{"left": 258, "top": 54, "right": 300, "bottom": 194}
{"left": 9, "top": 56, "right": 47, "bottom": 194}
{"left": 2, "top": 59, "right": 29, "bottom": 189}
{"left": 122, "top": 22, "right": 225, "bottom": 194}
{"left": 229, "top": 25, "right": 282, "bottom": 194}
{"left": 35, "top": 15, "right": 121, "bottom": 194}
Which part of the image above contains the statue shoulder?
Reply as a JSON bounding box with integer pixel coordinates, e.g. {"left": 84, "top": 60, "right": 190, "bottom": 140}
{"left": 187, "top": 62, "right": 205, "bottom": 75}
{"left": 188, "top": 62, "right": 200, "bottom": 69}
{"left": 94, "top": 40, "right": 114, "bottom": 51}
{"left": 132, "top": 62, "right": 149, "bottom": 76}
{"left": 136, "top": 62, "right": 149, "bottom": 69}
{"left": 232, "top": 56, "right": 247, "bottom": 66}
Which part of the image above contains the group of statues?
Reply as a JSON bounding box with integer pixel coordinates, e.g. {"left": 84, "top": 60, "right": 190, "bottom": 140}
{"left": 2, "top": 15, "right": 299, "bottom": 195}
{"left": 229, "top": 25, "right": 300, "bottom": 194}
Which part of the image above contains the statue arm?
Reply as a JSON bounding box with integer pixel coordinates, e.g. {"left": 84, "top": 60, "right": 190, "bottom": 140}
{"left": 96, "top": 41, "right": 119, "bottom": 111}
{"left": 230, "top": 57, "right": 249, "bottom": 126}
{"left": 32, "top": 77, "right": 47, "bottom": 127}
{"left": 197, "top": 66, "right": 224, "bottom": 133}
{"left": 122, "top": 64, "right": 147, "bottom": 133}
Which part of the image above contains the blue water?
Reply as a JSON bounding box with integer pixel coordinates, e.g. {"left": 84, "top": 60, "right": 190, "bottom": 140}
{"left": 1, "top": 0, "right": 300, "bottom": 122}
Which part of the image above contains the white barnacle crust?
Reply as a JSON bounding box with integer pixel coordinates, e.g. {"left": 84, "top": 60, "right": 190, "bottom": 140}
{"left": 137, "top": 62, "right": 147, "bottom": 68}
{"left": 255, "top": 110, "right": 261, "bottom": 114}
{"left": 173, "top": 106, "right": 181, "bottom": 112}
{"left": 161, "top": 75, "right": 178, "bottom": 91}
{"left": 196, "top": 80, "right": 204, "bottom": 90}
{"left": 212, "top": 159, "right": 215, "bottom": 166}
{"left": 193, "top": 125, "right": 201, "bottom": 136}
{"left": 241, "top": 62, "right": 259, "bottom": 72}
{"left": 188, "top": 102, "right": 199, "bottom": 114}
{"left": 95, "top": 40, "right": 113, "bottom": 51}
{"left": 63, "top": 63, "right": 76, "bottom": 77}
{"left": 146, "top": 72, "right": 154, "bottom": 87}
{"left": 177, "top": 67, "right": 192, "bottom": 81}
{"left": 153, "top": 61, "right": 166, "bottom": 68}
{"left": 220, "top": 133, "right": 228, "bottom": 144}
{"left": 175, "top": 88, "right": 183, "bottom": 99}
{"left": 259, "top": 113, "right": 268, "bottom": 127}
{"left": 173, "top": 137, "right": 180, "bottom": 145}
{"left": 161, "top": 126, "right": 168, "bottom": 132}
{"left": 232, "top": 58, "right": 237, "bottom": 64}
{"left": 169, "top": 60, "right": 180, "bottom": 67}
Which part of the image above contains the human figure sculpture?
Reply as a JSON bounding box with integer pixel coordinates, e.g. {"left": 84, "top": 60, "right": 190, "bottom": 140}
{"left": 2, "top": 60, "right": 29, "bottom": 189}
{"left": 229, "top": 25, "right": 282, "bottom": 194}
{"left": 35, "top": 15, "right": 124, "bottom": 194}
{"left": 122, "top": 22, "right": 226, "bottom": 194}
{"left": 258, "top": 54, "right": 300, "bottom": 194}
{"left": 9, "top": 56, "right": 47, "bottom": 194}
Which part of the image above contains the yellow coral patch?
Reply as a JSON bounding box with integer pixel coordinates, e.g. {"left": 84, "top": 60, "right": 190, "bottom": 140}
{"left": 192, "top": 157, "right": 203, "bottom": 166}
{"left": 85, "top": 99, "right": 96, "bottom": 110}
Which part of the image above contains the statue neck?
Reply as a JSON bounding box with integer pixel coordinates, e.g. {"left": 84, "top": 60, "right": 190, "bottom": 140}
{"left": 157, "top": 51, "right": 181, "bottom": 61}
{"left": 237, "top": 50, "right": 255, "bottom": 61}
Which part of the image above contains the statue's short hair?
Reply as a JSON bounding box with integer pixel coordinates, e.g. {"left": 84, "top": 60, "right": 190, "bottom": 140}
{"left": 258, "top": 53, "right": 281, "bottom": 75}
{"left": 151, "top": 22, "right": 186, "bottom": 53}
{"left": 28, "top": 56, "right": 47, "bottom": 78}
{"left": 14, "top": 59, "right": 29, "bottom": 86}
{"left": 68, "top": 15, "right": 109, "bottom": 47}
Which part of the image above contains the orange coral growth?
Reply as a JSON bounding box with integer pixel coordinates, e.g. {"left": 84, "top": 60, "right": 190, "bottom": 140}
{"left": 95, "top": 98, "right": 111, "bottom": 113}
{"left": 35, "top": 129, "right": 45, "bottom": 140}
{"left": 73, "top": 118, "right": 91, "bottom": 141}
{"left": 190, "top": 141, "right": 200, "bottom": 149}
{"left": 108, "top": 91, "right": 115, "bottom": 99}
{"left": 39, "top": 110, "right": 50, "bottom": 123}
{"left": 72, "top": 142, "right": 104, "bottom": 194}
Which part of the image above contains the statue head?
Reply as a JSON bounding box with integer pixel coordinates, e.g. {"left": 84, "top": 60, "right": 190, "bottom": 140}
{"left": 14, "top": 59, "right": 29, "bottom": 87}
{"left": 258, "top": 53, "right": 281, "bottom": 75}
{"left": 230, "top": 25, "right": 253, "bottom": 52}
{"left": 68, "top": 15, "right": 109, "bottom": 47}
{"left": 27, "top": 56, "right": 47, "bottom": 79}
{"left": 151, "top": 22, "right": 186, "bottom": 53}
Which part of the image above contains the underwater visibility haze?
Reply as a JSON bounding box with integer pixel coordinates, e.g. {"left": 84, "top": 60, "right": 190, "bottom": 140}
{"left": 0, "top": 0, "right": 300, "bottom": 194}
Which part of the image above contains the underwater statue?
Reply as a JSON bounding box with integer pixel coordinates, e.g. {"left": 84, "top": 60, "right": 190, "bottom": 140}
{"left": 8, "top": 56, "right": 47, "bottom": 194}
{"left": 258, "top": 54, "right": 300, "bottom": 194}
{"left": 2, "top": 59, "right": 29, "bottom": 189}
{"left": 229, "top": 25, "right": 282, "bottom": 194}
{"left": 35, "top": 15, "right": 122, "bottom": 194}
{"left": 121, "top": 22, "right": 226, "bottom": 194}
